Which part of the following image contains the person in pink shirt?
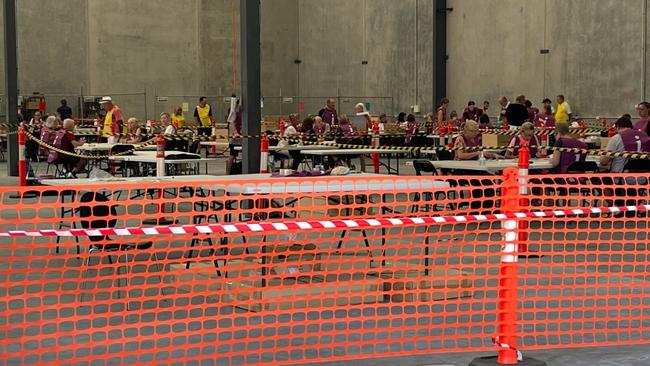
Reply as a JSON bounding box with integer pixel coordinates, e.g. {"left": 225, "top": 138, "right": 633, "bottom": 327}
{"left": 634, "top": 102, "right": 650, "bottom": 131}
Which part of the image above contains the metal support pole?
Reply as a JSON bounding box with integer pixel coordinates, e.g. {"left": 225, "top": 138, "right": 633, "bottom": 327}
{"left": 4, "top": 0, "right": 19, "bottom": 176}
{"left": 433, "top": 0, "right": 448, "bottom": 111}
{"left": 240, "top": 0, "right": 261, "bottom": 174}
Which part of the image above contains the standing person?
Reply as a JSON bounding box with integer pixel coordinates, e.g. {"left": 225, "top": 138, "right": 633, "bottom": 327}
{"left": 319, "top": 98, "right": 339, "bottom": 128}
{"left": 555, "top": 94, "right": 573, "bottom": 124}
{"left": 535, "top": 104, "right": 556, "bottom": 128}
{"left": 226, "top": 96, "right": 242, "bottom": 175}
{"left": 542, "top": 98, "right": 555, "bottom": 114}
{"left": 497, "top": 96, "right": 510, "bottom": 126}
{"left": 634, "top": 102, "right": 650, "bottom": 131}
{"left": 462, "top": 101, "right": 480, "bottom": 122}
{"left": 482, "top": 100, "right": 490, "bottom": 117}
{"left": 600, "top": 116, "right": 650, "bottom": 172}
{"left": 172, "top": 106, "right": 186, "bottom": 129}
{"left": 505, "top": 95, "right": 528, "bottom": 127}
{"left": 57, "top": 99, "right": 73, "bottom": 120}
{"left": 505, "top": 122, "right": 541, "bottom": 158}
{"left": 436, "top": 98, "right": 450, "bottom": 128}
{"left": 525, "top": 100, "right": 539, "bottom": 122}
{"left": 99, "top": 96, "right": 123, "bottom": 139}
{"left": 550, "top": 123, "right": 588, "bottom": 173}
{"left": 193, "top": 96, "right": 215, "bottom": 136}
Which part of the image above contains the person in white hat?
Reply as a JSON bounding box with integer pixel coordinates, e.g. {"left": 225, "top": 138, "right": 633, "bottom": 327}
{"left": 99, "top": 96, "right": 124, "bottom": 139}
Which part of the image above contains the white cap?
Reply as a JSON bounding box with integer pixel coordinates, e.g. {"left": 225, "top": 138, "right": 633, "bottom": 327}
{"left": 99, "top": 96, "right": 112, "bottom": 104}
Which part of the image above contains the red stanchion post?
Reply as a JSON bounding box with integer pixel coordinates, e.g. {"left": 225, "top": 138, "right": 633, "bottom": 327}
{"left": 18, "top": 127, "right": 27, "bottom": 186}
{"left": 156, "top": 134, "right": 165, "bottom": 178}
{"left": 470, "top": 166, "right": 546, "bottom": 366}
{"left": 371, "top": 121, "right": 380, "bottom": 174}
{"left": 260, "top": 134, "right": 269, "bottom": 173}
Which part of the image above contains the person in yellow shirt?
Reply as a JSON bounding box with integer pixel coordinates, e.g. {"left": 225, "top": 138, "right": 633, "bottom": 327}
{"left": 172, "top": 106, "right": 185, "bottom": 129}
{"left": 193, "top": 96, "right": 215, "bottom": 136}
{"left": 555, "top": 94, "right": 573, "bottom": 124}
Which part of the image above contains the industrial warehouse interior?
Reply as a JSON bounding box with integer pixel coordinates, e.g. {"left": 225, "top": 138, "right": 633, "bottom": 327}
{"left": 2, "top": 1, "right": 650, "bottom": 366}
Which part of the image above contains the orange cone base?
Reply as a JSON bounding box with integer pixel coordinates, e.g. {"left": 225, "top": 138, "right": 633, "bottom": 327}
{"left": 470, "top": 356, "right": 546, "bottom": 366}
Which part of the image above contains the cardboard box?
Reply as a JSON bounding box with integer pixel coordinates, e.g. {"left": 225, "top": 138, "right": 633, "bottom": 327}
{"left": 166, "top": 262, "right": 381, "bottom": 312}
{"left": 382, "top": 267, "right": 473, "bottom": 303}
{"left": 315, "top": 251, "right": 375, "bottom": 273}
{"left": 482, "top": 133, "right": 512, "bottom": 147}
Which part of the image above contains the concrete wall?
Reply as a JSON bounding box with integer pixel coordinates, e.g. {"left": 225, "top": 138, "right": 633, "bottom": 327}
{"left": 297, "top": 0, "right": 434, "bottom": 116}
{"left": 447, "top": 0, "right": 649, "bottom": 118}
{"left": 3, "top": 0, "right": 649, "bottom": 121}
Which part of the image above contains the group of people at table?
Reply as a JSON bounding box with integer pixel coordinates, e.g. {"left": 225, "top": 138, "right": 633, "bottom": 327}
{"left": 19, "top": 92, "right": 650, "bottom": 178}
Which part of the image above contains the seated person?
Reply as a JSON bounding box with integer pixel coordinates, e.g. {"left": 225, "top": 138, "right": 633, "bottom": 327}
{"left": 454, "top": 120, "right": 503, "bottom": 160}
{"left": 162, "top": 112, "right": 176, "bottom": 136}
{"left": 124, "top": 117, "right": 142, "bottom": 143}
{"left": 600, "top": 116, "right": 650, "bottom": 172}
{"left": 312, "top": 116, "right": 329, "bottom": 137}
{"left": 478, "top": 114, "right": 492, "bottom": 130}
{"left": 59, "top": 118, "right": 87, "bottom": 177}
{"left": 550, "top": 123, "right": 588, "bottom": 173}
{"left": 404, "top": 114, "right": 419, "bottom": 144}
{"left": 39, "top": 115, "right": 60, "bottom": 157}
{"left": 335, "top": 115, "right": 366, "bottom": 170}
{"left": 505, "top": 122, "right": 540, "bottom": 158}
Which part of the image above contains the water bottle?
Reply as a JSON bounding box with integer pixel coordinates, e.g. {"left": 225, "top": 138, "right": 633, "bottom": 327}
{"left": 479, "top": 151, "right": 486, "bottom": 166}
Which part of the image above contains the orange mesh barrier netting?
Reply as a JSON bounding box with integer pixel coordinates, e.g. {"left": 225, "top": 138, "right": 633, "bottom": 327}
{"left": 0, "top": 173, "right": 649, "bottom": 364}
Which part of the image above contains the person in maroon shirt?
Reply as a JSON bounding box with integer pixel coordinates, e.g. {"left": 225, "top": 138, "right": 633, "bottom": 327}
{"left": 462, "top": 101, "right": 480, "bottom": 122}
{"left": 550, "top": 123, "right": 588, "bottom": 173}
{"left": 454, "top": 121, "right": 503, "bottom": 160}
{"left": 436, "top": 98, "right": 450, "bottom": 127}
{"left": 634, "top": 102, "right": 650, "bottom": 131}
{"left": 525, "top": 100, "right": 539, "bottom": 122}
{"left": 505, "top": 122, "right": 540, "bottom": 158}
{"left": 59, "top": 119, "right": 87, "bottom": 177}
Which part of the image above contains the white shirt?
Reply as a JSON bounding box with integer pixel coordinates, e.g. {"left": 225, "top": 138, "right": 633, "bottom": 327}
{"left": 283, "top": 125, "right": 298, "bottom": 137}
{"left": 164, "top": 125, "right": 176, "bottom": 135}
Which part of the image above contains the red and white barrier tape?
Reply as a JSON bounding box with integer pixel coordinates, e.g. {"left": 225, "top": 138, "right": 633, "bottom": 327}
{"left": 1, "top": 204, "right": 648, "bottom": 238}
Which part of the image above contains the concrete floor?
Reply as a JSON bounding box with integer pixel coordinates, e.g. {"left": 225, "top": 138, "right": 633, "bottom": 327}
{"left": 2, "top": 156, "right": 650, "bottom": 366}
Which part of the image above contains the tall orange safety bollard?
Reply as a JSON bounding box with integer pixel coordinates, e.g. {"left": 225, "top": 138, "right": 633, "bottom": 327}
{"left": 156, "top": 134, "right": 165, "bottom": 178}
{"left": 517, "top": 139, "right": 530, "bottom": 254}
{"left": 260, "top": 134, "right": 269, "bottom": 173}
{"left": 470, "top": 166, "right": 545, "bottom": 366}
{"left": 18, "top": 127, "right": 27, "bottom": 186}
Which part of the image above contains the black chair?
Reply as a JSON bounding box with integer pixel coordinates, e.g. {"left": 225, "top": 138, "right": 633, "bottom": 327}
{"left": 165, "top": 139, "right": 188, "bottom": 152}
{"left": 189, "top": 139, "right": 201, "bottom": 155}
{"left": 565, "top": 161, "right": 599, "bottom": 207}
{"left": 566, "top": 161, "right": 598, "bottom": 174}
{"left": 109, "top": 144, "right": 135, "bottom": 176}
{"left": 624, "top": 159, "right": 650, "bottom": 173}
{"left": 165, "top": 153, "right": 201, "bottom": 175}
{"left": 78, "top": 191, "right": 154, "bottom": 308}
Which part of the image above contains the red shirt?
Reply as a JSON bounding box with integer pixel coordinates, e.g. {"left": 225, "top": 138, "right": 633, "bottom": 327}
{"left": 60, "top": 131, "right": 77, "bottom": 153}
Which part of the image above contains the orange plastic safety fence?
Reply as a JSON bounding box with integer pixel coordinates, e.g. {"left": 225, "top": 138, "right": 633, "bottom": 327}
{"left": 0, "top": 174, "right": 649, "bottom": 365}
